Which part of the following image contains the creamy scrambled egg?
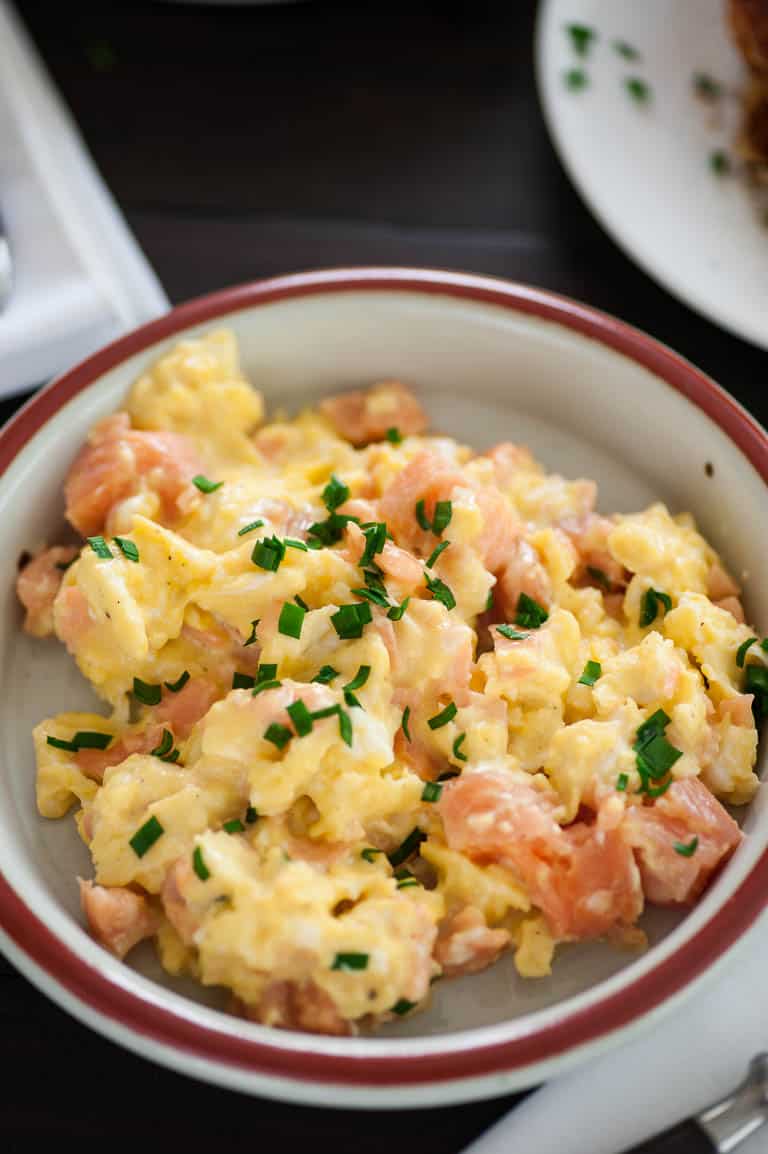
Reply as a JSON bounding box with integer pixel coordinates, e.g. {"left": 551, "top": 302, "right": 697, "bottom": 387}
{"left": 17, "top": 330, "right": 762, "bottom": 1035}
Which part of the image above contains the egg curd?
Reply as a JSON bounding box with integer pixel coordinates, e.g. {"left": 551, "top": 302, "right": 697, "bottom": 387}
{"left": 17, "top": 329, "right": 763, "bottom": 1035}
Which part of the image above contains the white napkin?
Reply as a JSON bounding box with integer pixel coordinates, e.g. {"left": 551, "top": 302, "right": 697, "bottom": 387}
{"left": 0, "top": 1, "right": 168, "bottom": 397}
{"left": 463, "top": 909, "right": 768, "bottom": 1154}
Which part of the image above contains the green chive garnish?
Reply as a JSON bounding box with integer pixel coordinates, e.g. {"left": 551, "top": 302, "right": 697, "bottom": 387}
{"left": 344, "top": 665, "right": 371, "bottom": 692}
{"left": 287, "top": 700, "right": 314, "bottom": 737}
{"left": 322, "top": 475, "right": 349, "bottom": 512}
{"left": 114, "top": 537, "right": 139, "bottom": 563}
{"left": 360, "top": 522, "right": 387, "bottom": 567}
{"left": 331, "top": 952, "right": 368, "bottom": 971}
{"left": 294, "top": 594, "right": 310, "bottom": 611}
{"left": 133, "top": 677, "right": 162, "bottom": 706}
{"left": 401, "top": 705, "right": 412, "bottom": 742}
{"left": 237, "top": 519, "right": 264, "bottom": 537}
{"left": 285, "top": 539, "right": 309, "bottom": 553}
{"left": 87, "top": 535, "right": 112, "bottom": 559}
{"left": 223, "top": 819, "right": 244, "bottom": 834}
{"left": 565, "top": 22, "right": 595, "bottom": 56}
{"left": 252, "top": 679, "right": 281, "bottom": 695}
{"left": 232, "top": 672, "right": 256, "bottom": 690}
{"left": 428, "top": 701, "right": 457, "bottom": 730}
{"left": 415, "top": 499, "right": 432, "bottom": 532}
{"left": 425, "top": 573, "right": 456, "bottom": 611}
{"left": 244, "top": 619, "right": 259, "bottom": 647}
{"left": 278, "top": 601, "right": 306, "bottom": 639}
{"left": 258, "top": 663, "right": 278, "bottom": 682}
{"left": 386, "top": 427, "right": 402, "bottom": 444}
{"left": 387, "top": 597, "right": 410, "bottom": 620}
{"left": 674, "top": 837, "right": 699, "bottom": 857}
{"left": 736, "top": 638, "right": 758, "bottom": 669}
{"left": 432, "top": 501, "right": 452, "bottom": 535}
{"left": 71, "top": 731, "right": 112, "bottom": 750}
{"left": 338, "top": 708, "right": 353, "bottom": 747}
{"left": 391, "top": 998, "right": 416, "bottom": 1016}
{"left": 264, "top": 722, "right": 292, "bottom": 750}
{"left": 192, "top": 845, "right": 210, "bottom": 880}
{"left": 192, "top": 475, "right": 223, "bottom": 493}
{"left": 634, "top": 710, "right": 671, "bottom": 748}
{"left": 352, "top": 585, "right": 390, "bottom": 608}
{"left": 150, "top": 729, "right": 174, "bottom": 758}
{"left": 710, "top": 150, "right": 730, "bottom": 175}
{"left": 361, "top": 847, "right": 383, "bottom": 863}
{"left": 421, "top": 781, "right": 443, "bottom": 803}
{"left": 578, "top": 660, "right": 602, "bottom": 687}
{"left": 515, "top": 593, "right": 548, "bottom": 629}
{"left": 312, "top": 665, "right": 340, "bottom": 684}
{"left": 331, "top": 602, "right": 372, "bottom": 639}
{"left": 745, "top": 665, "right": 768, "bottom": 722}
{"left": 452, "top": 733, "right": 467, "bottom": 762}
{"left": 496, "top": 625, "right": 528, "bottom": 641}
{"left": 164, "top": 670, "right": 190, "bottom": 693}
{"left": 564, "top": 67, "right": 588, "bottom": 91}
{"left": 639, "top": 588, "right": 672, "bottom": 628}
{"left": 252, "top": 536, "right": 285, "bottom": 572}
{"left": 426, "top": 541, "right": 450, "bottom": 569}
{"left": 616, "top": 773, "right": 629, "bottom": 792}
{"left": 245, "top": 806, "right": 258, "bottom": 824}
{"left": 625, "top": 76, "right": 650, "bottom": 103}
{"left": 46, "top": 735, "right": 79, "bottom": 752}
{"left": 129, "top": 815, "right": 164, "bottom": 858}
{"left": 387, "top": 828, "right": 426, "bottom": 868}
{"left": 395, "top": 870, "right": 420, "bottom": 889}
{"left": 587, "top": 565, "right": 611, "bottom": 591}
{"left": 613, "top": 39, "right": 638, "bottom": 60}
{"left": 485, "top": 589, "right": 494, "bottom": 612}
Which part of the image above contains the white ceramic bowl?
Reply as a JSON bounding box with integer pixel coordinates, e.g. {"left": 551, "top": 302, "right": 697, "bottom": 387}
{"left": 1, "top": 268, "right": 766, "bottom": 1107}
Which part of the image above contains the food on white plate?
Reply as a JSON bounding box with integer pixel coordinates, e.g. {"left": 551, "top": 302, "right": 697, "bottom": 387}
{"left": 18, "top": 329, "right": 763, "bottom": 1035}
{"left": 729, "top": 0, "right": 768, "bottom": 166}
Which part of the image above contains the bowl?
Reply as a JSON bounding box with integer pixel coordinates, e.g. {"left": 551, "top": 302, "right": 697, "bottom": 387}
{"left": 1, "top": 268, "right": 766, "bottom": 1107}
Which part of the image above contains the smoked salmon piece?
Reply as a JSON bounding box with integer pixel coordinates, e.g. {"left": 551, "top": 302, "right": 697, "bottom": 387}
{"left": 16, "top": 545, "right": 79, "bottom": 637}
{"left": 320, "top": 381, "right": 427, "bottom": 446}
{"left": 79, "top": 879, "right": 160, "bottom": 959}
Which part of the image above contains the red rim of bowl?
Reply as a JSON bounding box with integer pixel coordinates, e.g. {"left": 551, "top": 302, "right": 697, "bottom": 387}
{"left": 1, "top": 267, "right": 767, "bottom": 1089}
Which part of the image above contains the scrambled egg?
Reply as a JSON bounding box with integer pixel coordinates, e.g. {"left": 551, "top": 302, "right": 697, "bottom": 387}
{"left": 20, "top": 330, "right": 762, "bottom": 1036}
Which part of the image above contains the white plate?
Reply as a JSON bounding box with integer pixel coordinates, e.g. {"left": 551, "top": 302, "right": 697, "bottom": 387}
{"left": 536, "top": 0, "right": 768, "bottom": 350}
{"left": 0, "top": 269, "right": 767, "bottom": 1106}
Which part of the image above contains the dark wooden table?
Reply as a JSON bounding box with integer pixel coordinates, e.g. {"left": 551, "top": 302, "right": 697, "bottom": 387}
{"left": 2, "top": 1, "right": 765, "bottom": 1149}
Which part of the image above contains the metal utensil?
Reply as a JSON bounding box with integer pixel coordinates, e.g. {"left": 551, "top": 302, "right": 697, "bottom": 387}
{"left": 621, "top": 1053, "right": 768, "bottom": 1153}
{"left": 0, "top": 209, "right": 12, "bottom": 313}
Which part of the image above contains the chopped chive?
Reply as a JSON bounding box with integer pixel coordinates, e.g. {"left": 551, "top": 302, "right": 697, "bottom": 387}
{"left": 452, "top": 733, "right": 467, "bottom": 762}
{"left": 114, "top": 537, "right": 139, "bottom": 563}
{"left": 637, "top": 734, "right": 682, "bottom": 778}
{"left": 331, "top": 602, "right": 372, "bottom": 639}
{"left": 587, "top": 565, "right": 611, "bottom": 591}
{"left": 192, "top": 475, "right": 223, "bottom": 493}
{"left": 432, "top": 500, "right": 452, "bottom": 536}
{"left": 237, "top": 519, "right": 265, "bottom": 537}
{"left": 485, "top": 589, "right": 494, "bottom": 612}
{"left": 252, "top": 536, "right": 285, "bottom": 572}
{"left": 613, "top": 39, "right": 639, "bottom": 60}
{"left": 133, "top": 677, "right": 162, "bottom": 706}
{"left": 387, "top": 828, "right": 426, "bottom": 868}
{"left": 129, "top": 815, "right": 164, "bottom": 858}
{"left": 46, "top": 735, "right": 79, "bottom": 752}
{"left": 515, "top": 593, "right": 548, "bottom": 629}
{"left": 338, "top": 708, "right": 353, "bottom": 747}
{"left": 345, "top": 666, "right": 371, "bottom": 692}
{"left": 395, "top": 871, "right": 420, "bottom": 889}
{"left": 244, "top": 619, "right": 259, "bottom": 647}
{"left": 415, "top": 499, "right": 432, "bottom": 532}
{"left": 232, "top": 672, "right": 256, "bottom": 690}
{"left": 634, "top": 710, "right": 671, "bottom": 749}
{"left": 352, "top": 585, "right": 390, "bottom": 608}
{"left": 223, "top": 819, "right": 245, "bottom": 834}
{"left": 264, "top": 722, "right": 292, "bottom": 749}
{"left": 164, "top": 670, "right": 190, "bottom": 693}
{"left": 285, "top": 538, "right": 308, "bottom": 552}
{"left": 401, "top": 705, "right": 412, "bottom": 742}
{"left": 361, "top": 847, "right": 383, "bottom": 863}
{"left": 710, "top": 150, "right": 730, "bottom": 175}
{"left": 428, "top": 701, "right": 457, "bottom": 730}
{"left": 162, "top": 749, "right": 180, "bottom": 764}
{"left": 71, "top": 731, "right": 112, "bottom": 750}
{"left": 674, "top": 836, "right": 699, "bottom": 857}
{"left": 736, "top": 638, "right": 758, "bottom": 669}
{"left": 309, "top": 705, "right": 341, "bottom": 721}
{"left": 387, "top": 597, "right": 410, "bottom": 621}
{"left": 307, "top": 511, "right": 357, "bottom": 547}
{"left": 564, "top": 67, "right": 588, "bottom": 91}
{"left": 426, "top": 540, "right": 450, "bottom": 569}
{"left": 150, "top": 729, "right": 174, "bottom": 758}
{"left": 294, "top": 594, "right": 310, "bottom": 611}
{"left": 257, "top": 663, "right": 278, "bottom": 682}
{"left": 245, "top": 805, "right": 258, "bottom": 824}
{"left": 278, "top": 601, "right": 306, "bottom": 639}
{"left": 192, "top": 845, "right": 210, "bottom": 880}
{"left": 287, "top": 699, "right": 314, "bottom": 737}
{"left": 390, "top": 998, "right": 416, "bottom": 1016}
{"left": 312, "top": 665, "right": 340, "bottom": 684}
{"left": 565, "top": 22, "right": 595, "bottom": 56}
{"left": 87, "top": 535, "right": 112, "bottom": 559}
{"left": 425, "top": 573, "right": 456, "bottom": 611}
{"left": 331, "top": 952, "right": 368, "bottom": 971}
{"left": 616, "top": 772, "right": 629, "bottom": 792}
{"left": 322, "top": 475, "right": 349, "bottom": 512}
{"left": 625, "top": 76, "right": 650, "bottom": 103}
{"left": 421, "top": 781, "right": 443, "bottom": 803}
{"left": 694, "top": 72, "right": 721, "bottom": 100}
{"left": 252, "top": 679, "right": 282, "bottom": 695}
{"left": 745, "top": 665, "right": 768, "bottom": 722}
{"left": 496, "top": 624, "right": 528, "bottom": 641}
{"left": 639, "top": 588, "right": 672, "bottom": 628}
{"left": 578, "top": 660, "right": 602, "bottom": 687}
{"left": 386, "top": 427, "right": 402, "bottom": 444}
{"left": 360, "top": 522, "right": 387, "bottom": 567}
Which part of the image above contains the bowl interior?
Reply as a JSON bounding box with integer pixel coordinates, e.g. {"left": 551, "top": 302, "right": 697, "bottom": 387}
{"left": 2, "top": 285, "right": 766, "bottom": 1045}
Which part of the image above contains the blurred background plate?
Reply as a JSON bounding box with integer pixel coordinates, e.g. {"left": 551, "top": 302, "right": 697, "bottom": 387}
{"left": 536, "top": 0, "right": 768, "bottom": 350}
